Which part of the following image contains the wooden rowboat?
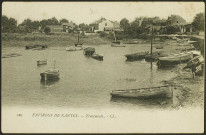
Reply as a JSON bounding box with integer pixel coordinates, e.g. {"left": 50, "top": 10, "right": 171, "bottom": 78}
{"left": 91, "top": 54, "right": 103, "bottom": 61}
{"left": 83, "top": 47, "right": 95, "bottom": 56}
{"left": 157, "top": 52, "right": 193, "bottom": 67}
{"left": 110, "top": 85, "right": 173, "bottom": 99}
{"left": 66, "top": 46, "right": 83, "bottom": 51}
{"left": 40, "top": 69, "right": 60, "bottom": 81}
{"left": 184, "top": 55, "right": 204, "bottom": 69}
{"left": 125, "top": 51, "right": 149, "bottom": 61}
{"left": 37, "top": 59, "right": 47, "bottom": 66}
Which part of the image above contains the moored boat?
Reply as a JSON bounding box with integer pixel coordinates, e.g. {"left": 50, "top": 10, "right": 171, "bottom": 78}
{"left": 91, "top": 54, "right": 103, "bottom": 61}
{"left": 83, "top": 47, "right": 95, "bottom": 56}
{"left": 125, "top": 51, "right": 149, "bottom": 61}
{"left": 66, "top": 46, "right": 83, "bottom": 51}
{"left": 110, "top": 85, "right": 173, "bottom": 99}
{"left": 2, "top": 53, "right": 22, "bottom": 58}
{"left": 40, "top": 69, "right": 60, "bottom": 81}
{"left": 157, "top": 52, "right": 193, "bottom": 67}
{"left": 37, "top": 59, "right": 47, "bottom": 66}
{"left": 25, "top": 45, "right": 47, "bottom": 50}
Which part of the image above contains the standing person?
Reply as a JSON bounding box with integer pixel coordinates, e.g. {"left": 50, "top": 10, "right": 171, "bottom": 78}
{"left": 192, "top": 65, "right": 196, "bottom": 79}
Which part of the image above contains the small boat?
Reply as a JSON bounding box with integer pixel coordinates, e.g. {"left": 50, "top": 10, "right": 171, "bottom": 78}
{"left": 25, "top": 45, "right": 47, "bottom": 50}
{"left": 91, "top": 54, "right": 103, "bottom": 61}
{"left": 40, "top": 61, "right": 59, "bottom": 80}
{"left": 157, "top": 52, "right": 193, "bottom": 67}
{"left": 2, "top": 53, "right": 22, "bottom": 58}
{"left": 83, "top": 47, "right": 95, "bottom": 56}
{"left": 145, "top": 52, "right": 160, "bottom": 62}
{"left": 37, "top": 59, "right": 47, "bottom": 66}
{"left": 40, "top": 69, "right": 60, "bottom": 81}
{"left": 156, "top": 46, "right": 163, "bottom": 49}
{"left": 195, "top": 63, "right": 204, "bottom": 76}
{"left": 184, "top": 55, "right": 204, "bottom": 69}
{"left": 75, "top": 32, "right": 83, "bottom": 47}
{"left": 125, "top": 51, "right": 149, "bottom": 61}
{"left": 111, "top": 31, "right": 125, "bottom": 47}
{"left": 111, "top": 43, "right": 126, "bottom": 47}
{"left": 110, "top": 85, "right": 173, "bottom": 99}
{"left": 66, "top": 46, "right": 83, "bottom": 51}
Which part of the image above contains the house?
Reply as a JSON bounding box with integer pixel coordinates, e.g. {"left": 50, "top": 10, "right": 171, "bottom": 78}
{"left": 166, "top": 15, "right": 188, "bottom": 33}
{"left": 90, "top": 18, "right": 121, "bottom": 32}
{"left": 46, "top": 22, "right": 74, "bottom": 33}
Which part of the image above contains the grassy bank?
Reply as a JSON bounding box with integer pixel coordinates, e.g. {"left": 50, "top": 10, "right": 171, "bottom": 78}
{"left": 1, "top": 33, "right": 111, "bottom": 47}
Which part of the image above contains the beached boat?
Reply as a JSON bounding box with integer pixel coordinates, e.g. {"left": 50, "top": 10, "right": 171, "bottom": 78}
{"left": 2, "top": 53, "right": 22, "bottom": 58}
{"left": 125, "top": 51, "right": 149, "bottom": 61}
{"left": 66, "top": 46, "right": 83, "bottom": 51}
{"left": 110, "top": 85, "right": 173, "bottom": 99}
{"left": 184, "top": 55, "right": 204, "bottom": 69}
{"left": 157, "top": 52, "right": 193, "bottom": 67}
{"left": 37, "top": 59, "right": 47, "bottom": 66}
{"left": 40, "top": 69, "right": 60, "bottom": 80}
{"left": 83, "top": 47, "right": 95, "bottom": 56}
{"left": 91, "top": 54, "right": 103, "bottom": 61}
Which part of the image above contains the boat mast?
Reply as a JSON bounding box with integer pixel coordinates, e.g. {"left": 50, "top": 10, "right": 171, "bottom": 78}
{"left": 151, "top": 28, "right": 153, "bottom": 55}
{"left": 77, "top": 32, "right": 80, "bottom": 43}
{"left": 114, "top": 31, "right": 116, "bottom": 42}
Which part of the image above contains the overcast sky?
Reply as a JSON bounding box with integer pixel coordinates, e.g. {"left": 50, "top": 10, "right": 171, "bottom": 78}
{"left": 2, "top": 2, "right": 205, "bottom": 25}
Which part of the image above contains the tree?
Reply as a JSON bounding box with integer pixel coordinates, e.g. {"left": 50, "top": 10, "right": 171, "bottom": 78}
{"left": 192, "top": 12, "right": 204, "bottom": 32}
{"left": 2, "top": 15, "right": 18, "bottom": 33}
{"left": 60, "top": 18, "right": 69, "bottom": 24}
{"left": 44, "top": 27, "right": 51, "bottom": 34}
{"left": 120, "top": 18, "right": 130, "bottom": 33}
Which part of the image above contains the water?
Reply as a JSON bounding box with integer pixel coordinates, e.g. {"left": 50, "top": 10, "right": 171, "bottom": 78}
{"left": 2, "top": 44, "right": 177, "bottom": 110}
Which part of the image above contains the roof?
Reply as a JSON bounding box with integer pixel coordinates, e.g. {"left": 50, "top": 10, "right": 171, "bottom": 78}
{"left": 61, "top": 22, "right": 74, "bottom": 27}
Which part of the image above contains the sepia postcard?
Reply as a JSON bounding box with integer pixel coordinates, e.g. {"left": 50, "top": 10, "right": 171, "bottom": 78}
{"left": 1, "top": 1, "right": 205, "bottom": 133}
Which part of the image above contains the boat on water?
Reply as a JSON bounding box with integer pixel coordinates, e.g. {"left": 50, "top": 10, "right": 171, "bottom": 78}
{"left": 110, "top": 85, "right": 173, "bottom": 99}
{"left": 40, "top": 61, "right": 59, "bottom": 80}
{"left": 25, "top": 45, "right": 47, "bottom": 50}
{"left": 66, "top": 46, "right": 83, "bottom": 51}
{"left": 37, "top": 59, "right": 47, "bottom": 66}
{"left": 91, "top": 53, "right": 103, "bottom": 61}
{"left": 83, "top": 47, "right": 95, "bottom": 56}
{"left": 157, "top": 52, "right": 193, "bottom": 67}
{"left": 75, "top": 32, "right": 83, "bottom": 47}
{"left": 145, "top": 52, "right": 160, "bottom": 62}
{"left": 2, "top": 53, "right": 22, "bottom": 58}
{"left": 125, "top": 51, "right": 149, "bottom": 61}
{"left": 40, "top": 69, "right": 60, "bottom": 81}
{"left": 184, "top": 55, "right": 204, "bottom": 69}
{"left": 111, "top": 31, "right": 125, "bottom": 47}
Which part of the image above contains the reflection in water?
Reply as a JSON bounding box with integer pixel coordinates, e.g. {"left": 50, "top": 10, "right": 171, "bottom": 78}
{"left": 40, "top": 78, "right": 60, "bottom": 89}
{"left": 110, "top": 97, "right": 173, "bottom": 109}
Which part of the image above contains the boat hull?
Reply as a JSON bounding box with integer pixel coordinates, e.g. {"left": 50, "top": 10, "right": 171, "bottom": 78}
{"left": 110, "top": 86, "right": 173, "bottom": 99}
{"left": 40, "top": 71, "right": 60, "bottom": 80}
{"left": 125, "top": 52, "right": 149, "bottom": 61}
{"left": 157, "top": 52, "right": 193, "bottom": 67}
{"left": 91, "top": 54, "right": 103, "bottom": 61}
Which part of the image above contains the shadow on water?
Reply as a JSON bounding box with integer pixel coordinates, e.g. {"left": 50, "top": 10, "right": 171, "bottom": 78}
{"left": 40, "top": 78, "right": 60, "bottom": 88}
{"left": 110, "top": 97, "right": 173, "bottom": 109}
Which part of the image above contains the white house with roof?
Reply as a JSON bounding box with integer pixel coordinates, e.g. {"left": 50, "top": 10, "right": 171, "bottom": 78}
{"left": 93, "top": 19, "right": 121, "bottom": 32}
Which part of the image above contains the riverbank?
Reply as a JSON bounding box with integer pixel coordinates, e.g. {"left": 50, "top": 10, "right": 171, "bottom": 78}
{"left": 2, "top": 33, "right": 111, "bottom": 47}
{"left": 161, "top": 64, "right": 204, "bottom": 109}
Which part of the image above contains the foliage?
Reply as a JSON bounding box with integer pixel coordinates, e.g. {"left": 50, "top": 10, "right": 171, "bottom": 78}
{"left": 192, "top": 13, "right": 205, "bottom": 32}
{"left": 44, "top": 27, "right": 51, "bottom": 34}
{"left": 59, "top": 18, "right": 69, "bottom": 24}
{"left": 2, "top": 15, "right": 18, "bottom": 33}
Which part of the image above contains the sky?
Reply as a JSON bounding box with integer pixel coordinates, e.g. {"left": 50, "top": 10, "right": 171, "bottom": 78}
{"left": 2, "top": 2, "right": 205, "bottom": 25}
